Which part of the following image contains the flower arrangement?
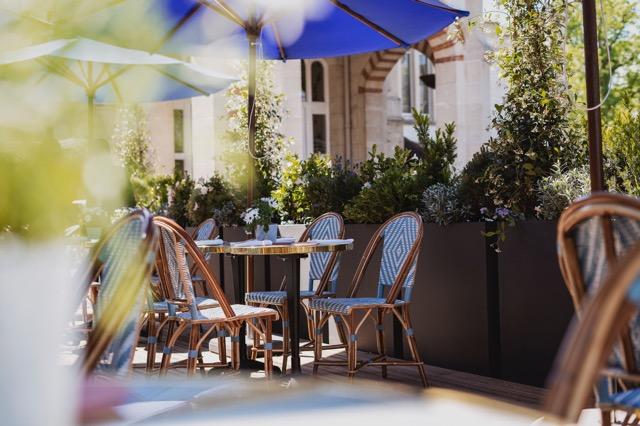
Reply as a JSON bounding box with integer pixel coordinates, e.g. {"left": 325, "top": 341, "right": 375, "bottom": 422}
{"left": 241, "top": 197, "right": 279, "bottom": 234}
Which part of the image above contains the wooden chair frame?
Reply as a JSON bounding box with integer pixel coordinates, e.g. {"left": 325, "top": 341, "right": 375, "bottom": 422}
{"left": 311, "top": 212, "right": 428, "bottom": 387}
{"left": 80, "top": 209, "right": 158, "bottom": 376}
{"left": 150, "top": 216, "right": 277, "bottom": 378}
{"left": 555, "top": 192, "right": 640, "bottom": 425}
{"left": 248, "top": 212, "right": 347, "bottom": 372}
{"left": 546, "top": 242, "right": 640, "bottom": 424}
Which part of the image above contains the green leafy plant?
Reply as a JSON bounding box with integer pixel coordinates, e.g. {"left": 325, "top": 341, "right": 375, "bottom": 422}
{"left": 413, "top": 108, "right": 457, "bottom": 185}
{"left": 344, "top": 146, "right": 426, "bottom": 224}
{"left": 604, "top": 106, "right": 640, "bottom": 196}
{"left": 129, "top": 174, "right": 173, "bottom": 214}
{"left": 166, "top": 173, "right": 195, "bottom": 228}
{"left": 457, "top": 146, "right": 495, "bottom": 221}
{"left": 421, "top": 182, "right": 469, "bottom": 225}
{"left": 273, "top": 153, "right": 362, "bottom": 223}
{"left": 222, "top": 61, "right": 290, "bottom": 198}
{"left": 536, "top": 164, "right": 590, "bottom": 220}
{"left": 187, "top": 173, "right": 240, "bottom": 227}
{"left": 344, "top": 111, "right": 457, "bottom": 224}
{"left": 304, "top": 155, "right": 362, "bottom": 220}
{"left": 272, "top": 154, "right": 312, "bottom": 223}
{"left": 483, "top": 0, "right": 585, "bottom": 217}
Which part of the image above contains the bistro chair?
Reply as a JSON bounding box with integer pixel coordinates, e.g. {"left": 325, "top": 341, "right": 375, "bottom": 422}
{"left": 245, "top": 212, "right": 346, "bottom": 372}
{"left": 310, "top": 212, "right": 428, "bottom": 387}
{"left": 188, "top": 218, "right": 219, "bottom": 295}
{"left": 152, "top": 216, "right": 278, "bottom": 377}
{"left": 144, "top": 217, "right": 221, "bottom": 373}
{"left": 79, "top": 209, "right": 158, "bottom": 377}
{"left": 546, "top": 241, "right": 640, "bottom": 425}
{"left": 556, "top": 192, "right": 640, "bottom": 423}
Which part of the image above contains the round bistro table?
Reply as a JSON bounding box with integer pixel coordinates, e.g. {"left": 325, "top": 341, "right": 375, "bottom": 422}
{"left": 198, "top": 241, "right": 353, "bottom": 374}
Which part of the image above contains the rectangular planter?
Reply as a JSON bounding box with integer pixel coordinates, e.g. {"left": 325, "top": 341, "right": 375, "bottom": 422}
{"left": 408, "top": 222, "right": 496, "bottom": 376}
{"left": 498, "top": 220, "right": 574, "bottom": 387}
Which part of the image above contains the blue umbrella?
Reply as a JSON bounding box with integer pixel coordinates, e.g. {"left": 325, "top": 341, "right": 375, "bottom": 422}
{"left": 0, "top": 37, "right": 237, "bottom": 143}
{"left": 78, "top": 0, "right": 468, "bottom": 200}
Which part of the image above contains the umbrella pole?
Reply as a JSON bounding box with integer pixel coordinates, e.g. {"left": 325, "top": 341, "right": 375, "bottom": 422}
{"left": 247, "top": 32, "right": 258, "bottom": 206}
{"left": 582, "top": 0, "right": 605, "bottom": 192}
{"left": 87, "top": 92, "right": 96, "bottom": 149}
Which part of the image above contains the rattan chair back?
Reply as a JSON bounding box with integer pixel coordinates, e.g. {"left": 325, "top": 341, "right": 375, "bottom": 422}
{"left": 299, "top": 212, "right": 345, "bottom": 295}
{"left": 347, "top": 212, "right": 423, "bottom": 304}
{"left": 81, "top": 209, "right": 157, "bottom": 376}
{"left": 546, "top": 241, "right": 640, "bottom": 422}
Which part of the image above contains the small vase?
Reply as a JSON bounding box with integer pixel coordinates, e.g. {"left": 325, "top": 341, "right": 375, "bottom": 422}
{"left": 255, "top": 224, "right": 278, "bottom": 243}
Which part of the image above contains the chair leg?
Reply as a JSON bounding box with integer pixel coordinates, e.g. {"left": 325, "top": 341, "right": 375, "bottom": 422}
{"left": 302, "top": 301, "right": 314, "bottom": 346}
{"left": 230, "top": 326, "right": 241, "bottom": 370}
{"left": 145, "top": 312, "right": 156, "bottom": 373}
{"left": 186, "top": 324, "right": 200, "bottom": 376}
{"left": 281, "top": 303, "right": 290, "bottom": 374}
{"left": 263, "top": 319, "right": 273, "bottom": 379}
{"left": 217, "top": 326, "right": 227, "bottom": 365}
{"left": 250, "top": 303, "right": 260, "bottom": 361}
{"left": 601, "top": 409, "right": 611, "bottom": 426}
{"left": 160, "top": 321, "right": 187, "bottom": 375}
{"left": 313, "top": 310, "right": 323, "bottom": 375}
{"left": 375, "top": 309, "right": 387, "bottom": 379}
{"left": 335, "top": 315, "right": 348, "bottom": 347}
{"left": 402, "top": 306, "right": 428, "bottom": 387}
{"left": 347, "top": 314, "right": 357, "bottom": 379}
{"left": 159, "top": 320, "right": 176, "bottom": 373}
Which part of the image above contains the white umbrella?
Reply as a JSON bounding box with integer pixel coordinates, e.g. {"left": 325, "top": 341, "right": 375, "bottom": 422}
{"left": 0, "top": 37, "right": 237, "bottom": 142}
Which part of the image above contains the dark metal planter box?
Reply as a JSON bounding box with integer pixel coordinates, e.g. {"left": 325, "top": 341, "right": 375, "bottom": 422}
{"left": 498, "top": 220, "right": 573, "bottom": 387}
{"left": 409, "top": 222, "right": 496, "bottom": 376}
{"left": 208, "top": 220, "right": 572, "bottom": 386}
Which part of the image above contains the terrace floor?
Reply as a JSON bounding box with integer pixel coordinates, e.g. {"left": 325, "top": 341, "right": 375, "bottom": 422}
{"left": 127, "top": 336, "right": 546, "bottom": 410}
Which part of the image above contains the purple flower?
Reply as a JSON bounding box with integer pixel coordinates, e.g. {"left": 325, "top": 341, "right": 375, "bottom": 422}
{"left": 496, "top": 207, "right": 510, "bottom": 218}
{"left": 479, "top": 207, "right": 489, "bottom": 215}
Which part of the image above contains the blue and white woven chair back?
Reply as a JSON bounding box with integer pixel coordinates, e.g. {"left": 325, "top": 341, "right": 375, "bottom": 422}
{"left": 308, "top": 214, "right": 342, "bottom": 292}
{"left": 194, "top": 219, "right": 216, "bottom": 241}
{"left": 89, "top": 211, "right": 156, "bottom": 376}
{"left": 158, "top": 226, "right": 198, "bottom": 317}
{"left": 377, "top": 214, "right": 421, "bottom": 302}
{"left": 572, "top": 214, "right": 640, "bottom": 370}
{"left": 574, "top": 216, "right": 640, "bottom": 296}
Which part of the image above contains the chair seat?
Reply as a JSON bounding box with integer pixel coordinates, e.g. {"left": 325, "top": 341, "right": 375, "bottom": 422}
{"left": 245, "top": 290, "right": 335, "bottom": 305}
{"left": 150, "top": 297, "right": 219, "bottom": 312}
{"left": 605, "top": 388, "right": 640, "bottom": 408}
{"left": 177, "top": 304, "right": 277, "bottom": 321}
{"left": 310, "top": 297, "right": 405, "bottom": 314}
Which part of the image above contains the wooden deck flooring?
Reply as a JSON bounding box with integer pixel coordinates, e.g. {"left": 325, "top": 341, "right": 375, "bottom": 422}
{"left": 130, "top": 337, "right": 545, "bottom": 410}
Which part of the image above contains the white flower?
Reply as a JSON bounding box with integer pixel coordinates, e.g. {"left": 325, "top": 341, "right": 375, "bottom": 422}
{"left": 241, "top": 208, "right": 259, "bottom": 224}
{"left": 363, "top": 182, "right": 372, "bottom": 189}
{"left": 261, "top": 197, "right": 277, "bottom": 208}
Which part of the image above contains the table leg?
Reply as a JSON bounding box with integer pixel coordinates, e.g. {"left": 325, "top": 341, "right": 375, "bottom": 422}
{"left": 229, "top": 255, "right": 280, "bottom": 373}
{"left": 285, "top": 255, "right": 301, "bottom": 374}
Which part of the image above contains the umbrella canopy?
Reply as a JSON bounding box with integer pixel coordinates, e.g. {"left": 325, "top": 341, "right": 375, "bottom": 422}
{"left": 0, "top": 37, "right": 237, "bottom": 103}
{"left": 0, "top": 37, "right": 237, "bottom": 144}
{"left": 74, "top": 0, "right": 469, "bottom": 59}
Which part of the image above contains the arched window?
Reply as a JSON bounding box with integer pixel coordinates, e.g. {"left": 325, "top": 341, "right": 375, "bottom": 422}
{"left": 301, "top": 60, "right": 329, "bottom": 155}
